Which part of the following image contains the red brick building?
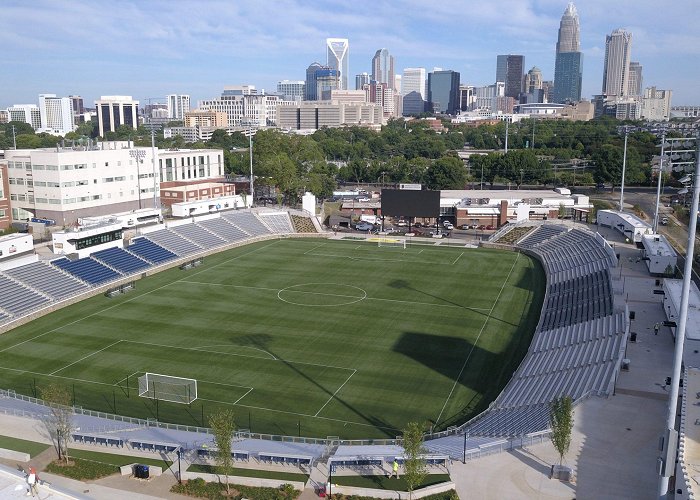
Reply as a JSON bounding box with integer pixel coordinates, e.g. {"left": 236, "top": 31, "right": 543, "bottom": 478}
{"left": 160, "top": 179, "right": 236, "bottom": 209}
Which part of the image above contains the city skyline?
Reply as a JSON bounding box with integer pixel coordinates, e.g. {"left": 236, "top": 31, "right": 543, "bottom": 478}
{"left": 1, "top": 0, "right": 698, "bottom": 109}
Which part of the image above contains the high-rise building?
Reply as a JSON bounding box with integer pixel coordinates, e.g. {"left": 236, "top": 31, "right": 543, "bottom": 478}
{"left": 553, "top": 3, "right": 583, "bottom": 104}
{"left": 640, "top": 87, "right": 672, "bottom": 121}
{"left": 326, "top": 38, "right": 349, "bottom": 90}
{"left": 315, "top": 68, "right": 341, "bottom": 100}
{"left": 459, "top": 85, "right": 475, "bottom": 112}
{"left": 401, "top": 68, "right": 426, "bottom": 116}
{"left": 38, "top": 94, "right": 74, "bottom": 135}
{"left": 556, "top": 2, "right": 580, "bottom": 53}
{"left": 496, "top": 55, "right": 524, "bottom": 99}
{"left": 69, "top": 96, "right": 84, "bottom": 125}
{"left": 363, "top": 81, "right": 396, "bottom": 118}
{"left": 94, "top": 96, "right": 139, "bottom": 137}
{"left": 7, "top": 105, "right": 41, "bottom": 129}
{"left": 627, "top": 62, "right": 643, "bottom": 97}
{"left": 276, "top": 80, "right": 305, "bottom": 101}
{"left": 602, "top": 29, "right": 632, "bottom": 97}
{"left": 166, "top": 94, "right": 191, "bottom": 120}
{"left": 199, "top": 86, "right": 290, "bottom": 127}
{"left": 355, "top": 72, "right": 370, "bottom": 90}
{"left": 428, "top": 70, "right": 460, "bottom": 114}
{"left": 305, "top": 62, "right": 323, "bottom": 100}
{"left": 525, "top": 67, "right": 543, "bottom": 94}
{"left": 372, "top": 48, "right": 395, "bottom": 89}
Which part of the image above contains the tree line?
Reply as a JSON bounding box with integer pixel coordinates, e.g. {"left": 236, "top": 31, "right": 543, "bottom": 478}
{"left": 0, "top": 116, "right": 676, "bottom": 204}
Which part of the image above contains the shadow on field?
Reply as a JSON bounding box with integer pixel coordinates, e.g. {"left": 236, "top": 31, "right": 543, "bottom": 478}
{"left": 231, "top": 334, "right": 401, "bottom": 437}
{"left": 388, "top": 279, "right": 517, "bottom": 327}
{"left": 392, "top": 331, "right": 496, "bottom": 426}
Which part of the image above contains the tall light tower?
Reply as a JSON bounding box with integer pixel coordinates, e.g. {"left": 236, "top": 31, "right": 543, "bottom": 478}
{"left": 658, "top": 136, "right": 699, "bottom": 499}
{"left": 129, "top": 148, "right": 146, "bottom": 209}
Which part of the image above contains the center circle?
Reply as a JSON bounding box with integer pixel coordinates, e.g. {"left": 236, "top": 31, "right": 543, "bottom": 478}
{"left": 277, "top": 283, "right": 368, "bottom": 307}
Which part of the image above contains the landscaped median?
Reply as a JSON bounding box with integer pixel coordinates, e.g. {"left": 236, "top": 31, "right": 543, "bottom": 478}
{"left": 181, "top": 463, "right": 307, "bottom": 490}
{"left": 328, "top": 474, "right": 455, "bottom": 500}
{"left": 0, "top": 434, "right": 50, "bottom": 461}
{"left": 45, "top": 448, "right": 172, "bottom": 481}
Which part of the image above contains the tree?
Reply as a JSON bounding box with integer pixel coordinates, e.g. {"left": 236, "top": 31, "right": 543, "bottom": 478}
{"left": 549, "top": 396, "right": 574, "bottom": 466}
{"left": 426, "top": 155, "right": 467, "bottom": 190}
{"left": 209, "top": 409, "right": 236, "bottom": 495}
{"left": 402, "top": 422, "right": 428, "bottom": 499}
{"left": 40, "top": 383, "right": 73, "bottom": 463}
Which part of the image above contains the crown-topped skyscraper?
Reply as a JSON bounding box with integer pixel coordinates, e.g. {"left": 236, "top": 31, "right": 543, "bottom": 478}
{"left": 552, "top": 3, "right": 583, "bottom": 103}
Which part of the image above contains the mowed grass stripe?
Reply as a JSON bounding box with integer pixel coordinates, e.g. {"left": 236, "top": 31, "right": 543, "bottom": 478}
{"left": 0, "top": 238, "right": 544, "bottom": 438}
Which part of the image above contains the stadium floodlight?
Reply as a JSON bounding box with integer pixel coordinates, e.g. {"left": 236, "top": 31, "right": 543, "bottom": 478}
{"left": 138, "top": 373, "right": 197, "bottom": 404}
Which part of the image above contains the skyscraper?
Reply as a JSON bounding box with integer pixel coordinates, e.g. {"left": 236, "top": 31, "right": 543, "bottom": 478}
{"left": 326, "top": 38, "right": 349, "bottom": 90}
{"left": 627, "top": 62, "right": 643, "bottom": 96}
{"left": 372, "top": 48, "right": 395, "bottom": 89}
{"left": 496, "top": 55, "right": 524, "bottom": 99}
{"left": 427, "top": 70, "right": 460, "bottom": 114}
{"left": 95, "top": 96, "right": 139, "bottom": 137}
{"left": 552, "top": 3, "right": 583, "bottom": 103}
{"left": 166, "top": 94, "right": 191, "bottom": 120}
{"left": 305, "top": 62, "right": 323, "bottom": 100}
{"left": 38, "top": 94, "right": 74, "bottom": 135}
{"left": 402, "top": 68, "right": 426, "bottom": 116}
{"left": 602, "top": 29, "right": 633, "bottom": 97}
{"left": 355, "top": 72, "right": 370, "bottom": 90}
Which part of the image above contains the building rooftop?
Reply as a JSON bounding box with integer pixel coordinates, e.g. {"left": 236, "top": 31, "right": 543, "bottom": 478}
{"left": 642, "top": 233, "right": 676, "bottom": 257}
{"left": 664, "top": 279, "right": 700, "bottom": 341}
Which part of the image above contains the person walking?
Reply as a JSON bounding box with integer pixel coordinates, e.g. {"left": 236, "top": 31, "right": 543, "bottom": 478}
{"left": 654, "top": 323, "right": 660, "bottom": 335}
{"left": 388, "top": 458, "right": 400, "bottom": 479}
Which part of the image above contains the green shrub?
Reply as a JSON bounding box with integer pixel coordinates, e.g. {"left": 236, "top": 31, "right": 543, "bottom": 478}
{"left": 45, "top": 458, "right": 117, "bottom": 480}
{"left": 171, "top": 478, "right": 301, "bottom": 499}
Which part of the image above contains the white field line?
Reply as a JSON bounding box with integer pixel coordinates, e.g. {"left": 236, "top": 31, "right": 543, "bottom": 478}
{"left": 189, "top": 344, "right": 277, "bottom": 360}
{"left": 305, "top": 251, "right": 454, "bottom": 266}
{"left": 303, "top": 242, "right": 326, "bottom": 255}
{"left": 0, "top": 364, "right": 120, "bottom": 387}
{"left": 0, "top": 240, "right": 280, "bottom": 355}
{"left": 315, "top": 369, "right": 357, "bottom": 417}
{"left": 114, "top": 370, "right": 142, "bottom": 388}
{"left": 121, "top": 339, "right": 355, "bottom": 372}
{"left": 452, "top": 252, "right": 465, "bottom": 265}
{"left": 434, "top": 253, "right": 521, "bottom": 425}
{"left": 181, "top": 279, "right": 491, "bottom": 312}
{"left": 50, "top": 340, "right": 122, "bottom": 376}
{"left": 233, "top": 387, "right": 254, "bottom": 404}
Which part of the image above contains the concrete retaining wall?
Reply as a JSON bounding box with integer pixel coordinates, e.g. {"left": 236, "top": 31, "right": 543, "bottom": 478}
{"left": 181, "top": 470, "right": 305, "bottom": 491}
{"left": 329, "top": 480, "right": 455, "bottom": 499}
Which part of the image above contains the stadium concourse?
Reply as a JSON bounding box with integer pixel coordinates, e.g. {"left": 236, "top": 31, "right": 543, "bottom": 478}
{"left": 0, "top": 213, "right": 676, "bottom": 499}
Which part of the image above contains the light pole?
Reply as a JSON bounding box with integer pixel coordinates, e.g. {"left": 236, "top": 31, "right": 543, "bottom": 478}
{"left": 652, "top": 132, "right": 666, "bottom": 233}
{"left": 176, "top": 448, "right": 182, "bottom": 484}
{"left": 658, "top": 136, "right": 698, "bottom": 499}
{"left": 151, "top": 130, "right": 158, "bottom": 210}
{"left": 129, "top": 148, "right": 146, "bottom": 209}
{"left": 619, "top": 127, "right": 629, "bottom": 212}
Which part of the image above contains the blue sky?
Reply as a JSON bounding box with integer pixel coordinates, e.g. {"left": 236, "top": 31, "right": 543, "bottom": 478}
{"left": 2, "top": 0, "right": 698, "bottom": 109}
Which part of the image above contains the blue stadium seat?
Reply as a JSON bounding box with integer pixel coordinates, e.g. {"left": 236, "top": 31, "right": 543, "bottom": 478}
{"left": 52, "top": 257, "right": 121, "bottom": 286}
{"left": 92, "top": 247, "right": 151, "bottom": 275}
{"left": 127, "top": 238, "right": 178, "bottom": 264}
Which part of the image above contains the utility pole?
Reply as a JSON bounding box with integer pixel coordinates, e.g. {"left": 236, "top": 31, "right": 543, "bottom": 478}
{"left": 505, "top": 120, "right": 509, "bottom": 153}
{"left": 11, "top": 125, "right": 16, "bottom": 149}
{"left": 619, "top": 127, "right": 629, "bottom": 212}
{"left": 151, "top": 130, "right": 158, "bottom": 210}
{"left": 653, "top": 131, "right": 666, "bottom": 233}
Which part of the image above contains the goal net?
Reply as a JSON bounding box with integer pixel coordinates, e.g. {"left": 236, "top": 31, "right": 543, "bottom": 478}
{"left": 138, "top": 373, "right": 197, "bottom": 404}
{"left": 377, "top": 237, "right": 406, "bottom": 249}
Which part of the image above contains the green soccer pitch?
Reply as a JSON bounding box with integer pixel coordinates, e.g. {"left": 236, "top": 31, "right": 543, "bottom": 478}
{"left": 0, "top": 238, "right": 545, "bottom": 439}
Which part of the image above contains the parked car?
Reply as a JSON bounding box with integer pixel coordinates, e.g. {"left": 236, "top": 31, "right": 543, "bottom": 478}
{"left": 395, "top": 220, "right": 408, "bottom": 227}
{"left": 355, "top": 222, "right": 374, "bottom": 231}
{"left": 443, "top": 222, "right": 454, "bottom": 230}
{"left": 485, "top": 225, "right": 495, "bottom": 230}
{"left": 414, "top": 222, "right": 422, "bottom": 227}
{"left": 661, "top": 217, "right": 669, "bottom": 225}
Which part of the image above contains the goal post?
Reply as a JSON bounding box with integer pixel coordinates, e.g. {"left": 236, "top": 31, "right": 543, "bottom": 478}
{"left": 138, "top": 373, "right": 197, "bottom": 404}
{"left": 377, "top": 237, "right": 406, "bottom": 249}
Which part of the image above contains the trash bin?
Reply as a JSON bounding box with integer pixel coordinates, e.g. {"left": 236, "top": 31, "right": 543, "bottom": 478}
{"left": 630, "top": 332, "right": 637, "bottom": 342}
{"left": 134, "top": 464, "right": 149, "bottom": 479}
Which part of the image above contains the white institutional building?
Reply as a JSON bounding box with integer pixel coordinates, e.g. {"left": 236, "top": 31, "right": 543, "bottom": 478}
{"left": 167, "top": 94, "right": 191, "bottom": 120}
{"left": 4, "top": 142, "right": 223, "bottom": 225}
{"left": 199, "top": 86, "right": 292, "bottom": 127}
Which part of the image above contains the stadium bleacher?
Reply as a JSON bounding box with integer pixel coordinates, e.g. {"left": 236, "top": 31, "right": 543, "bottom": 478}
{"left": 0, "top": 274, "right": 50, "bottom": 316}
{"left": 143, "top": 228, "right": 203, "bottom": 256}
{"left": 52, "top": 257, "right": 121, "bottom": 286}
{"left": 221, "top": 211, "right": 272, "bottom": 237}
{"left": 92, "top": 247, "right": 151, "bottom": 275}
{"left": 197, "top": 218, "right": 249, "bottom": 243}
{"left": 257, "top": 212, "right": 294, "bottom": 234}
{"left": 127, "top": 238, "right": 178, "bottom": 265}
{"left": 171, "top": 223, "right": 226, "bottom": 249}
{"left": 5, "top": 261, "right": 88, "bottom": 299}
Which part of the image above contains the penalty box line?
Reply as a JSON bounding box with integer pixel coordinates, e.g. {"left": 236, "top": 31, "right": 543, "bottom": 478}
{"left": 49, "top": 340, "right": 122, "bottom": 376}
{"left": 314, "top": 369, "right": 356, "bottom": 417}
